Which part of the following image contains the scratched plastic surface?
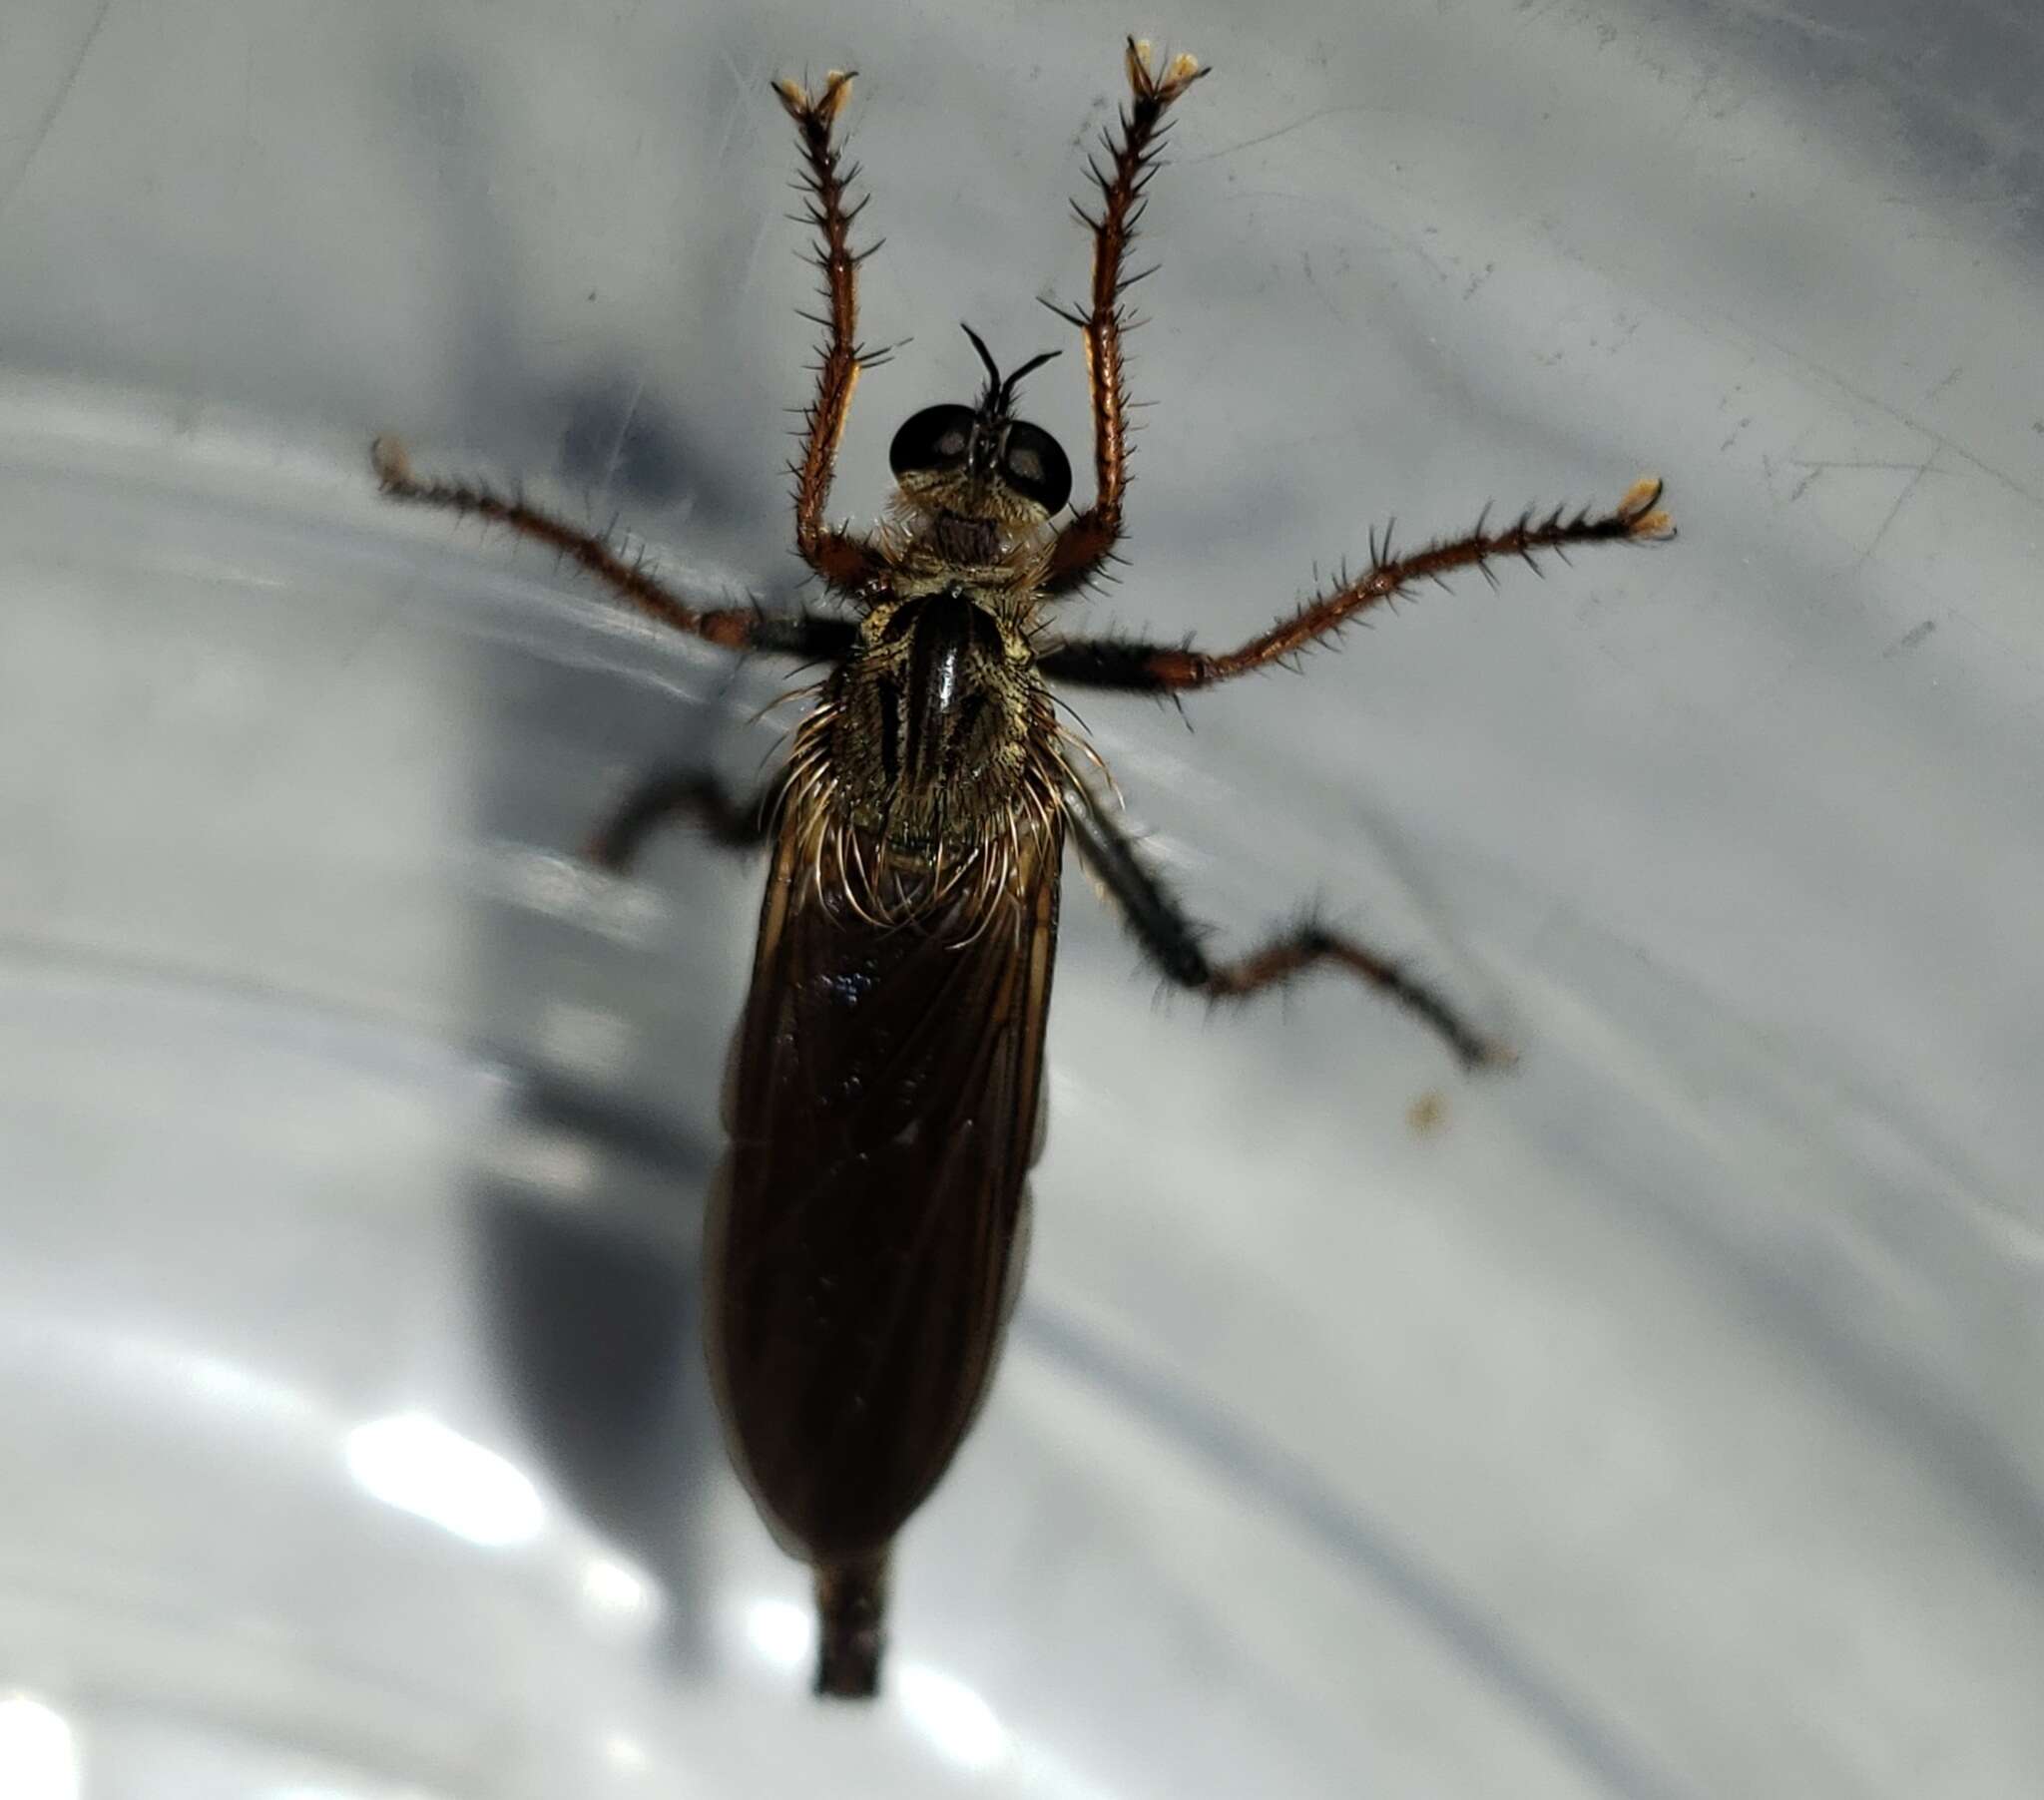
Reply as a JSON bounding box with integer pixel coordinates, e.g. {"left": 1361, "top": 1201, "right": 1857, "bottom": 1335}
{"left": 1, "top": 3, "right": 2040, "bottom": 1797}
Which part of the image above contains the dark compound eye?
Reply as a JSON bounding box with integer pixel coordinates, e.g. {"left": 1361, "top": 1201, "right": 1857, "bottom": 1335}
{"left": 889, "top": 405, "right": 977, "bottom": 478}
{"left": 998, "top": 421, "right": 1072, "bottom": 514}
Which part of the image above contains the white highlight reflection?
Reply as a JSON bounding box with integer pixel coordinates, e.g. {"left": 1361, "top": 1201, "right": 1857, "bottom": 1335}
{"left": 581, "top": 1556, "right": 658, "bottom": 1619}
{"left": 344, "top": 1412, "right": 544, "bottom": 1548}
{"left": 0, "top": 1695, "right": 80, "bottom": 1800}
{"left": 744, "top": 1596, "right": 810, "bottom": 1672}
{"left": 603, "top": 1732, "right": 649, "bottom": 1772}
{"left": 897, "top": 1663, "right": 1009, "bottom": 1772}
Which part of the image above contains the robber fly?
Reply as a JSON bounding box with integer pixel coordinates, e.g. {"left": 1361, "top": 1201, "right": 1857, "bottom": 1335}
{"left": 374, "top": 39, "right": 1672, "bottom": 1698}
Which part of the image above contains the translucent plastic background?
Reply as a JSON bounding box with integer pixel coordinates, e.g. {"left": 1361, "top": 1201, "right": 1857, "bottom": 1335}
{"left": 1, "top": 3, "right": 2039, "bottom": 1797}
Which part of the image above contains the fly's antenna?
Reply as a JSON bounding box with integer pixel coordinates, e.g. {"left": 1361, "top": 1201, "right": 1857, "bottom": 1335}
{"left": 961, "top": 321, "right": 1062, "bottom": 416}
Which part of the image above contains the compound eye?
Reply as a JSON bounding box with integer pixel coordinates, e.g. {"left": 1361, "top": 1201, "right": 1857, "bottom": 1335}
{"left": 889, "top": 405, "right": 977, "bottom": 478}
{"left": 999, "top": 420, "right": 1072, "bottom": 514}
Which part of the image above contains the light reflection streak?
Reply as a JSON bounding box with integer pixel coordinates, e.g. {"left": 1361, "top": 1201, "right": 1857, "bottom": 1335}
{"left": 744, "top": 1596, "right": 810, "bottom": 1671}
{"left": 344, "top": 1412, "right": 545, "bottom": 1548}
{"left": 580, "top": 1555, "right": 658, "bottom": 1621}
{"left": 603, "top": 1732, "right": 650, "bottom": 1772}
{"left": 0, "top": 1694, "right": 80, "bottom": 1800}
{"left": 895, "top": 1662, "right": 1009, "bottom": 1771}
{"left": 0, "top": 1319, "right": 321, "bottom": 1436}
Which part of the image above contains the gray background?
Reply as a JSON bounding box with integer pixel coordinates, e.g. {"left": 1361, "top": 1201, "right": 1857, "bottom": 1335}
{"left": 0, "top": 2, "right": 2039, "bottom": 1796}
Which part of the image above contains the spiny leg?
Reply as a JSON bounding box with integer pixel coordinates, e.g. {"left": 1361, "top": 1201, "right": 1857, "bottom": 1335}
{"left": 1043, "top": 479, "right": 1674, "bottom": 688}
{"left": 1065, "top": 779, "right": 1508, "bottom": 1070}
{"left": 372, "top": 437, "right": 857, "bottom": 662}
{"left": 585, "top": 768, "right": 782, "bottom": 873}
{"left": 773, "top": 71, "right": 887, "bottom": 594}
{"left": 1040, "top": 39, "right": 1208, "bottom": 598}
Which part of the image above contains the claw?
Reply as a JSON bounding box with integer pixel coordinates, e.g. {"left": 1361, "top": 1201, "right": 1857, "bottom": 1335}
{"left": 1125, "top": 37, "right": 1205, "bottom": 100}
{"left": 773, "top": 69, "right": 856, "bottom": 125}
{"left": 1617, "top": 475, "right": 1674, "bottom": 539}
{"left": 370, "top": 434, "right": 412, "bottom": 487}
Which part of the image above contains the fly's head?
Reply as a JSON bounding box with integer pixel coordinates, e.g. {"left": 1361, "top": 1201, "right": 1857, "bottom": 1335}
{"left": 887, "top": 325, "right": 1073, "bottom": 565}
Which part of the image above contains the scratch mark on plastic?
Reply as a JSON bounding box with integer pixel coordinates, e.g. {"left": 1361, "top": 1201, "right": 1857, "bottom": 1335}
{"left": 0, "top": 0, "right": 117, "bottom": 223}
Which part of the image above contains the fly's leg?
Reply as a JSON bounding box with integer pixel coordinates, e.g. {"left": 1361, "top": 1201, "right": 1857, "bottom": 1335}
{"left": 774, "top": 71, "right": 888, "bottom": 594}
{"left": 586, "top": 770, "right": 781, "bottom": 872}
{"left": 1066, "top": 780, "right": 1510, "bottom": 1070}
{"left": 814, "top": 1551, "right": 888, "bottom": 1699}
{"left": 373, "top": 65, "right": 890, "bottom": 612}
{"left": 1040, "top": 39, "right": 1208, "bottom": 597}
{"left": 372, "top": 437, "right": 858, "bottom": 662}
{"left": 1043, "top": 480, "right": 1674, "bottom": 689}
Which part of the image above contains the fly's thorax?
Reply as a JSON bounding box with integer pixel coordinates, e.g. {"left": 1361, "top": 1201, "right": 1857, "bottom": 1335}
{"left": 827, "top": 584, "right": 1050, "bottom": 848}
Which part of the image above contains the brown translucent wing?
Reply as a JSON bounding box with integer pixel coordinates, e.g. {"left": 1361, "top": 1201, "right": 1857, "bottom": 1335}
{"left": 706, "top": 810, "right": 1062, "bottom": 1564}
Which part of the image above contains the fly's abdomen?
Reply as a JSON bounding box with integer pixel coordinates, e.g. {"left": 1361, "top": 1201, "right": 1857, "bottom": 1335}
{"left": 710, "top": 792, "right": 1061, "bottom": 1692}
{"left": 705, "top": 1147, "right": 1032, "bottom": 1562}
